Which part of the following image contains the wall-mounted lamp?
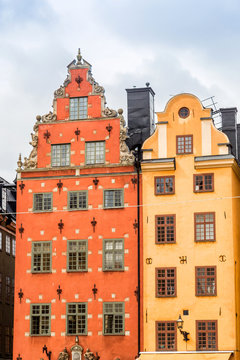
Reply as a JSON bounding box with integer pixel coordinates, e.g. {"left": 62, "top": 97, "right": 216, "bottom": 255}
{"left": 17, "top": 354, "right": 22, "bottom": 360}
{"left": 177, "top": 314, "right": 190, "bottom": 342}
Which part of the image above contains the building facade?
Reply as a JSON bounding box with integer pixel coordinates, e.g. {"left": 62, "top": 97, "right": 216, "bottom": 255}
{"left": 0, "top": 177, "right": 16, "bottom": 360}
{"left": 13, "top": 51, "right": 138, "bottom": 360}
{"left": 140, "top": 94, "right": 240, "bottom": 360}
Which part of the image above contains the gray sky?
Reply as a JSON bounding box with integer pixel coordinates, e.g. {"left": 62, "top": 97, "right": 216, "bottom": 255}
{"left": 1, "top": 0, "right": 240, "bottom": 182}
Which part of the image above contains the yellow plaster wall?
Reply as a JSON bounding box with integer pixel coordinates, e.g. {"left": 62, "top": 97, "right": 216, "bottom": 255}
{"left": 143, "top": 93, "right": 229, "bottom": 158}
{"left": 141, "top": 93, "right": 239, "bottom": 357}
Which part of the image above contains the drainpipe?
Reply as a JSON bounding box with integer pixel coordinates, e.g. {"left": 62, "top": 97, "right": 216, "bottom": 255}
{"left": 135, "top": 145, "right": 141, "bottom": 357}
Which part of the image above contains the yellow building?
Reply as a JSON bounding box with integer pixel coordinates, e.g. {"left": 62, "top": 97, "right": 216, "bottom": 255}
{"left": 140, "top": 94, "right": 240, "bottom": 360}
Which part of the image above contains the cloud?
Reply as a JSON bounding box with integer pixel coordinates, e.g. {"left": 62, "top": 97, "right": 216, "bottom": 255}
{"left": 1, "top": 0, "right": 240, "bottom": 181}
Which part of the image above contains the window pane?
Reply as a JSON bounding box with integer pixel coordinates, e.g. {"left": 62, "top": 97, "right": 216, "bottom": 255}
{"left": 52, "top": 144, "right": 70, "bottom": 167}
{"left": 86, "top": 142, "right": 105, "bottom": 165}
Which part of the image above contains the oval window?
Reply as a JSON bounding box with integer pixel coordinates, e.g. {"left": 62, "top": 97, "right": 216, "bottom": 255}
{"left": 178, "top": 107, "right": 190, "bottom": 118}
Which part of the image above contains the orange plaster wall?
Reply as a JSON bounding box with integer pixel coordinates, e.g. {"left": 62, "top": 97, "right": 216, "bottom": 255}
{"left": 37, "top": 118, "right": 120, "bottom": 168}
{"left": 14, "top": 171, "right": 139, "bottom": 360}
{"left": 14, "top": 60, "right": 139, "bottom": 360}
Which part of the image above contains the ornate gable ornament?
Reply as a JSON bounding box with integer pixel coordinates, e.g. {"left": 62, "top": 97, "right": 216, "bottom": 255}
{"left": 118, "top": 109, "right": 135, "bottom": 166}
{"left": 17, "top": 49, "right": 134, "bottom": 172}
{"left": 71, "top": 342, "right": 83, "bottom": 360}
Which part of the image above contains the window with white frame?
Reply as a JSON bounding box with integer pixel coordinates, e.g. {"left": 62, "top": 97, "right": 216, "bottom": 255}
{"left": 51, "top": 144, "right": 70, "bottom": 167}
{"left": 85, "top": 141, "right": 105, "bottom": 165}
{"left": 103, "top": 189, "right": 124, "bottom": 209}
{"left": 5, "top": 236, "right": 10, "bottom": 255}
{"left": 12, "top": 238, "right": 16, "bottom": 257}
{"left": 103, "top": 239, "right": 124, "bottom": 271}
{"left": 69, "top": 97, "right": 88, "bottom": 120}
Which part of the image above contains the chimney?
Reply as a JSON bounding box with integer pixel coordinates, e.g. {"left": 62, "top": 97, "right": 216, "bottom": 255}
{"left": 126, "top": 85, "right": 155, "bottom": 151}
{"left": 220, "top": 107, "right": 238, "bottom": 159}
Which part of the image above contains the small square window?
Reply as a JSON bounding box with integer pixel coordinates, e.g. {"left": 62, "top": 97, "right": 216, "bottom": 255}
{"left": 5, "top": 236, "right": 10, "bottom": 255}
{"left": 195, "top": 212, "right": 215, "bottom": 242}
{"left": 194, "top": 174, "right": 214, "bottom": 192}
{"left": 196, "top": 266, "right": 216, "bottom": 296}
{"left": 66, "top": 303, "right": 87, "bottom": 335}
{"left": 103, "top": 302, "right": 125, "bottom": 335}
{"left": 156, "top": 268, "right": 176, "bottom": 297}
{"left": 155, "top": 176, "right": 175, "bottom": 195}
{"left": 30, "top": 304, "right": 51, "bottom": 336}
{"left": 176, "top": 135, "right": 193, "bottom": 154}
{"left": 155, "top": 215, "right": 176, "bottom": 244}
{"left": 103, "top": 190, "right": 124, "bottom": 209}
{"left": 31, "top": 241, "right": 52, "bottom": 273}
{"left": 85, "top": 141, "right": 105, "bottom": 165}
{"left": 70, "top": 97, "right": 88, "bottom": 120}
{"left": 156, "top": 321, "right": 177, "bottom": 351}
{"left": 51, "top": 144, "right": 70, "bottom": 167}
{"left": 68, "top": 191, "right": 88, "bottom": 210}
{"left": 196, "top": 320, "right": 217, "bottom": 350}
{"left": 67, "top": 240, "right": 87, "bottom": 272}
{"left": 33, "top": 193, "right": 52, "bottom": 212}
{"left": 103, "top": 239, "right": 124, "bottom": 271}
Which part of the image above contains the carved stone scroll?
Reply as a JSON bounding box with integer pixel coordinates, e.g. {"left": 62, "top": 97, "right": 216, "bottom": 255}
{"left": 118, "top": 109, "right": 135, "bottom": 165}
{"left": 54, "top": 85, "right": 65, "bottom": 99}
{"left": 102, "top": 107, "right": 117, "bottom": 118}
{"left": 84, "top": 349, "right": 96, "bottom": 360}
{"left": 42, "top": 111, "right": 57, "bottom": 122}
{"left": 57, "top": 348, "right": 69, "bottom": 360}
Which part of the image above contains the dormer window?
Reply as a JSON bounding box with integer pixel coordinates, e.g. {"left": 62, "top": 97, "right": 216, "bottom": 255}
{"left": 70, "top": 97, "right": 88, "bottom": 120}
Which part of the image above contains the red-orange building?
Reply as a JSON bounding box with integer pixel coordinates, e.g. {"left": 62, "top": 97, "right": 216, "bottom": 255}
{"left": 13, "top": 50, "right": 139, "bottom": 360}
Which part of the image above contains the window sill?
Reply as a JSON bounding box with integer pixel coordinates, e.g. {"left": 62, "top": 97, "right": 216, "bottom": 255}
{"left": 103, "top": 269, "right": 124, "bottom": 272}
{"left": 68, "top": 208, "right": 88, "bottom": 212}
{"left": 103, "top": 333, "right": 125, "bottom": 336}
{"left": 33, "top": 210, "right": 53, "bottom": 214}
{"left": 196, "top": 294, "right": 217, "bottom": 297}
{"left": 103, "top": 206, "right": 124, "bottom": 210}
{"left": 195, "top": 240, "right": 215, "bottom": 243}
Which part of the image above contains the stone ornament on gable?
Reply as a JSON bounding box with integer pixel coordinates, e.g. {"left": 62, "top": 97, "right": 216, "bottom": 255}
{"left": 54, "top": 85, "right": 65, "bottom": 99}
{"left": 20, "top": 115, "right": 41, "bottom": 170}
{"left": 118, "top": 109, "right": 135, "bottom": 165}
{"left": 42, "top": 111, "right": 57, "bottom": 122}
{"left": 102, "top": 107, "right": 118, "bottom": 117}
